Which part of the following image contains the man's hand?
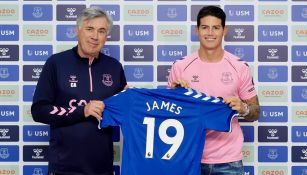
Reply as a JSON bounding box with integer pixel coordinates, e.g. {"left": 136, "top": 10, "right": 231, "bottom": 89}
{"left": 223, "top": 96, "right": 246, "bottom": 114}
{"left": 84, "top": 100, "right": 105, "bottom": 120}
{"left": 170, "top": 79, "right": 190, "bottom": 89}
{"left": 223, "top": 96, "right": 260, "bottom": 121}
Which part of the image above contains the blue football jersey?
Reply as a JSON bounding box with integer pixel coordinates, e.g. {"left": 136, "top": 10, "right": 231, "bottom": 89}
{"left": 100, "top": 87, "right": 238, "bottom": 175}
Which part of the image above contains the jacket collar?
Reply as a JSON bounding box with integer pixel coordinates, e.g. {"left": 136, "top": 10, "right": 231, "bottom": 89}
{"left": 72, "top": 45, "right": 101, "bottom": 61}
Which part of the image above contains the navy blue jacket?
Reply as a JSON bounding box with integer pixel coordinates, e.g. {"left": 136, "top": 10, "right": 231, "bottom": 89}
{"left": 31, "top": 46, "right": 127, "bottom": 175}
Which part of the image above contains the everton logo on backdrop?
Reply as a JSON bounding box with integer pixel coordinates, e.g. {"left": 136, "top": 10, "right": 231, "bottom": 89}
{"left": 32, "top": 7, "right": 43, "bottom": 18}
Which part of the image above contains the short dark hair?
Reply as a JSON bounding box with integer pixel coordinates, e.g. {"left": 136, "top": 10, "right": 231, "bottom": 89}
{"left": 197, "top": 6, "right": 226, "bottom": 28}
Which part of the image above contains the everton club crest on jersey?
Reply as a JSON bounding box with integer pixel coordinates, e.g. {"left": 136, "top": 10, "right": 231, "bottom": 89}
{"left": 102, "top": 74, "right": 113, "bottom": 87}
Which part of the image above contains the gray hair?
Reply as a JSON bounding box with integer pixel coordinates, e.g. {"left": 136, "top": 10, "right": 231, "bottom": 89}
{"left": 76, "top": 7, "right": 113, "bottom": 33}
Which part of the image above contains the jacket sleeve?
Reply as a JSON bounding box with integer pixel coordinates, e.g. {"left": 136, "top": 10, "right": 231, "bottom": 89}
{"left": 31, "top": 57, "right": 84, "bottom": 128}
{"left": 119, "top": 65, "right": 128, "bottom": 91}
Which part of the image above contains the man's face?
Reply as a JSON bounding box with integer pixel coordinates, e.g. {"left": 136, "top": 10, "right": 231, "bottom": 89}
{"left": 195, "top": 15, "right": 227, "bottom": 51}
{"left": 76, "top": 16, "right": 109, "bottom": 58}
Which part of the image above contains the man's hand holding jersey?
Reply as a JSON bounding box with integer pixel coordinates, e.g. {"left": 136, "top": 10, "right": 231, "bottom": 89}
{"left": 170, "top": 79, "right": 259, "bottom": 121}
{"left": 84, "top": 100, "right": 105, "bottom": 120}
{"left": 170, "top": 79, "right": 190, "bottom": 89}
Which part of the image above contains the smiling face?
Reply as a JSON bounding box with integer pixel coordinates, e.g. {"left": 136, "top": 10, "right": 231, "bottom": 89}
{"left": 195, "top": 15, "right": 227, "bottom": 52}
{"left": 76, "top": 16, "right": 109, "bottom": 58}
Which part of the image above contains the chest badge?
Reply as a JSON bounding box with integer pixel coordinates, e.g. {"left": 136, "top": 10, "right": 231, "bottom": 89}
{"left": 221, "top": 72, "right": 233, "bottom": 84}
{"left": 102, "top": 74, "right": 113, "bottom": 87}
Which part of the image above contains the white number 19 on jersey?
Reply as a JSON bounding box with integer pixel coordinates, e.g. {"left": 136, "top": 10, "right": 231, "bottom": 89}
{"left": 143, "top": 117, "right": 184, "bottom": 160}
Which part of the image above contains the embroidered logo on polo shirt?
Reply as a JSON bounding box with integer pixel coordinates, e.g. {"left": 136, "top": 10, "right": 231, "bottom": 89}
{"left": 102, "top": 74, "right": 113, "bottom": 87}
{"left": 69, "top": 75, "right": 78, "bottom": 88}
{"left": 221, "top": 72, "right": 233, "bottom": 84}
{"left": 191, "top": 75, "right": 199, "bottom": 83}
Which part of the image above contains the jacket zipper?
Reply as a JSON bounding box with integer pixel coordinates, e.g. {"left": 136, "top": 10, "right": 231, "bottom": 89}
{"left": 89, "top": 59, "right": 94, "bottom": 96}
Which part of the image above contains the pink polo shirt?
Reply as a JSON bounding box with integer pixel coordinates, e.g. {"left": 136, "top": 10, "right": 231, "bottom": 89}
{"left": 168, "top": 50, "right": 256, "bottom": 163}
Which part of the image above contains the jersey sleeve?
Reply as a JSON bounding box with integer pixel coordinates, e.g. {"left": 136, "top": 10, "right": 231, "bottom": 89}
{"left": 176, "top": 88, "right": 237, "bottom": 133}
{"left": 197, "top": 97, "right": 237, "bottom": 132}
{"left": 238, "top": 63, "right": 257, "bottom": 100}
{"left": 99, "top": 89, "right": 132, "bottom": 128}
